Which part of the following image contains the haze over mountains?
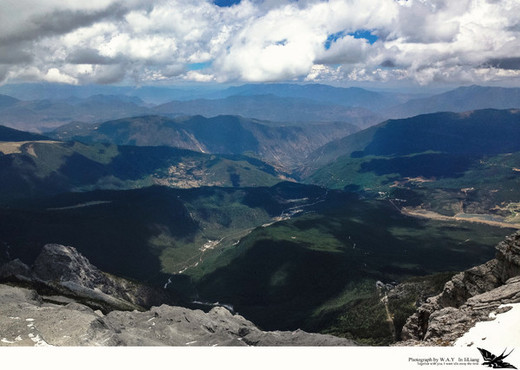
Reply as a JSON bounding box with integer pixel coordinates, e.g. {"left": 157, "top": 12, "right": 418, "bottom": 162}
{"left": 385, "top": 85, "right": 520, "bottom": 118}
{"left": 49, "top": 115, "right": 358, "bottom": 171}
{"left": 2, "top": 83, "right": 520, "bottom": 133}
{"left": 2, "top": 82, "right": 520, "bottom": 346}
{"left": 153, "top": 95, "right": 381, "bottom": 128}
{"left": 0, "top": 93, "right": 150, "bottom": 132}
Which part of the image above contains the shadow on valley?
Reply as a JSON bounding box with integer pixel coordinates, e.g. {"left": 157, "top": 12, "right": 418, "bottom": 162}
{"left": 0, "top": 183, "right": 325, "bottom": 284}
{"left": 191, "top": 191, "right": 512, "bottom": 344}
{"left": 358, "top": 153, "right": 477, "bottom": 179}
{"left": 0, "top": 183, "right": 513, "bottom": 345}
{"left": 362, "top": 110, "right": 520, "bottom": 157}
{"left": 0, "top": 187, "right": 197, "bottom": 284}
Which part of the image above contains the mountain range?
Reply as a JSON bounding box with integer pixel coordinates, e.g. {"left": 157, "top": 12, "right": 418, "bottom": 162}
{"left": 153, "top": 94, "right": 382, "bottom": 128}
{"left": 305, "top": 109, "right": 520, "bottom": 171}
{"left": 0, "top": 125, "right": 285, "bottom": 201}
{"left": 2, "top": 84, "right": 520, "bottom": 133}
{"left": 1, "top": 82, "right": 520, "bottom": 346}
{"left": 0, "top": 93, "right": 150, "bottom": 131}
{"left": 305, "top": 109, "right": 520, "bottom": 233}
{"left": 48, "top": 115, "right": 358, "bottom": 171}
{"left": 385, "top": 85, "right": 520, "bottom": 118}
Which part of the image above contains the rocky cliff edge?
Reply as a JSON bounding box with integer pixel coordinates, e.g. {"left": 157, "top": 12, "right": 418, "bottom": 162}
{"left": 0, "top": 244, "right": 355, "bottom": 346}
{"left": 399, "top": 231, "right": 520, "bottom": 346}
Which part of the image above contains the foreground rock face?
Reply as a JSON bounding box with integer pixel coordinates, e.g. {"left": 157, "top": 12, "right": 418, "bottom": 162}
{"left": 0, "top": 244, "right": 170, "bottom": 312}
{"left": 0, "top": 244, "right": 355, "bottom": 346}
{"left": 399, "top": 231, "right": 520, "bottom": 346}
{"left": 0, "top": 284, "right": 355, "bottom": 346}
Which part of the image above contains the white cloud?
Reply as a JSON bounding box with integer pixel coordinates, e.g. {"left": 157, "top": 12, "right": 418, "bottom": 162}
{"left": 1, "top": 0, "right": 520, "bottom": 86}
{"left": 213, "top": 0, "right": 398, "bottom": 82}
{"left": 316, "top": 36, "right": 370, "bottom": 65}
{"left": 305, "top": 64, "right": 343, "bottom": 82}
{"left": 215, "top": 4, "right": 323, "bottom": 81}
{"left": 376, "top": 0, "right": 520, "bottom": 84}
{"left": 44, "top": 68, "right": 79, "bottom": 84}
{"left": 183, "top": 70, "right": 216, "bottom": 82}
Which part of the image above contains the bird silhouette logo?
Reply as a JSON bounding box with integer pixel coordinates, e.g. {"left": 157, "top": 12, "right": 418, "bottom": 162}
{"left": 478, "top": 348, "right": 517, "bottom": 369}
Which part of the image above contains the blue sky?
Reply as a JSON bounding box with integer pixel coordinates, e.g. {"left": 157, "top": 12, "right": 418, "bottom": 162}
{"left": 0, "top": 0, "right": 519, "bottom": 88}
{"left": 325, "top": 30, "right": 378, "bottom": 50}
{"left": 213, "top": 0, "right": 242, "bottom": 7}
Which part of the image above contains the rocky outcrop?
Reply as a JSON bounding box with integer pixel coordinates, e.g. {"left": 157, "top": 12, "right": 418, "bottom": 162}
{"left": 0, "top": 283, "right": 355, "bottom": 346}
{"left": 399, "top": 231, "right": 520, "bottom": 345}
{"left": 0, "top": 244, "right": 356, "bottom": 346}
{"left": 0, "top": 244, "right": 170, "bottom": 312}
{"left": 0, "top": 284, "right": 353, "bottom": 346}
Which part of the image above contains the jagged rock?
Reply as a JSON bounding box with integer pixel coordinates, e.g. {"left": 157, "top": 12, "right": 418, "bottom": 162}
{"left": 435, "top": 260, "right": 501, "bottom": 308}
{"left": 399, "top": 231, "right": 520, "bottom": 345}
{"left": 0, "top": 244, "right": 171, "bottom": 313}
{"left": 0, "top": 244, "right": 355, "bottom": 346}
{"left": 495, "top": 232, "right": 520, "bottom": 279}
{"left": 0, "top": 258, "right": 31, "bottom": 281}
{"left": 0, "top": 284, "right": 355, "bottom": 346}
{"left": 32, "top": 244, "right": 104, "bottom": 286}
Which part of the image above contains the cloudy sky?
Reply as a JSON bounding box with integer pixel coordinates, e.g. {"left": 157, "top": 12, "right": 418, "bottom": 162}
{"left": 1, "top": 0, "right": 520, "bottom": 88}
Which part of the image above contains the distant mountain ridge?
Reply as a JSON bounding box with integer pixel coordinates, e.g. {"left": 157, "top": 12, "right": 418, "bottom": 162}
{"left": 0, "top": 125, "right": 49, "bottom": 142}
{"left": 0, "top": 82, "right": 410, "bottom": 109}
{"left": 215, "top": 83, "right": 408, "bottom": 111}
{"left": 0, "top": 94, "right": 20, "bottom": 109}
{"left": 0, "top": 88, "right": 381, "bottom": 132}
{"left": 154, "top": 94, "right": 381, "bottom": 127}
{"left": 0, "top": 132, "right": 284, "bottom": 201}
{"left": 0, "top": 94, "right": 151, "bottom": 132}
{"left": 385, "top": 85, "right": 520, "bottom": 118}
{"left": 49, "top": 115, "right": 359, "bottom": 171}
{"left": 305, "top": 109, "right": 520, "bottom": 174}
{"left": 4, "top": 83, "right": 520, "bottom": 134}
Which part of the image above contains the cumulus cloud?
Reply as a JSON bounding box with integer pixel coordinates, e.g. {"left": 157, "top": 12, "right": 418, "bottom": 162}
{"left": 0, "top": 45, "right": 33, "bottom": 65}
{"left": 316, "top": 35, "right": 370, "bottom": 65}
{"left": 0, "top": 0, "right": 519, "bottom": 86}
{"left": 486, "top": 57, "right": 520, "bottom": 70}
{"left": 214, "top": 5, "right": 323, "bottom": 81}
{"left": 89, "top": 65, "right": 127, "bottom": 84}
{"left": 66, "top": 48, "right": 118, "bottom": 65}
{"left": 0, "top": 1, "right": 134, "bottom": 46}
{"left": 214, "top": 0, "right": 397, "bottom": 81}
{"left": 44, "top": 68, "right": 79, "bottom": 84}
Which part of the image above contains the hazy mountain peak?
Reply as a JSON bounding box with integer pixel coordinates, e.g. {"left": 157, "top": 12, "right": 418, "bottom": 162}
{"left": 0, "top": 94, "right": 20, "bottom": 109}
{"left": 385, "top": 85, "right": 520, "bottom": 119}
